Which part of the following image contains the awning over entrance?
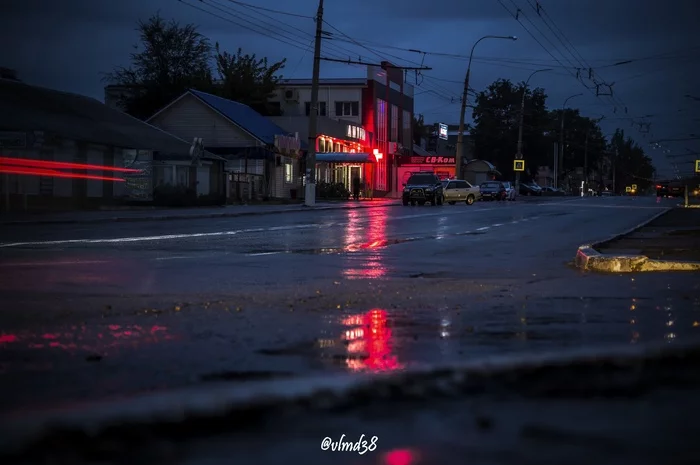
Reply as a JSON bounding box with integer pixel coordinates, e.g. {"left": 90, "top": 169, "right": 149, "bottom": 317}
{"left": 316, "top": 152, "right": 373, "bottom": 163}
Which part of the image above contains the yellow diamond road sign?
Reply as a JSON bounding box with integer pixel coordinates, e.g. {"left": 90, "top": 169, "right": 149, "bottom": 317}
{"left": 513, "top": 160, "right": 525, "bottom": 171}
{"left": 695, "top": 159, "right": 700, "bottom": 173}
{"left": 631, "top": 184, "right": 637, "bottom": 190}
{"left": 625, "top": 186, "right": 631, "bottom": 192}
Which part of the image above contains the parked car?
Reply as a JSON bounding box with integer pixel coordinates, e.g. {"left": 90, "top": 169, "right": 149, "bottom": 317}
{"left": 441, "top": 179, "right": 480, "bottom": 205}
{"left": 519, "top": 183, "right": 542, "bottom": 196}
{"left": 479, "top": 181, "right": 507, "bottom": 201}
{"left": 502, "top": 182, "right": 516, "bottom": 201}
{"left": 402, "top": 173, "right": 444, "bottom": 206}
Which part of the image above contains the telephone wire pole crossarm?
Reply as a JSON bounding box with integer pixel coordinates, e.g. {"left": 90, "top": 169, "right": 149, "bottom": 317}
{"left": 304, "top": 0, "right": 325, "bottom": 207}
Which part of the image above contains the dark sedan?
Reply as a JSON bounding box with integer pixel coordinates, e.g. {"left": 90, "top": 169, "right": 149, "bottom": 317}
{"left": 479, "top": 181, "right": 507, "bottom": 201}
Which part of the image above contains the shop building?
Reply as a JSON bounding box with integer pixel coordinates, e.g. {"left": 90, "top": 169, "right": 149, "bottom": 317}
{"left": 395, "top": 145, "right": 457, "bottom": 185}
{"left": 268, "top": 63, "right": 414, "bottom": 197}
{"left": 269, "top": 115, "right": 378, "bottom": 195}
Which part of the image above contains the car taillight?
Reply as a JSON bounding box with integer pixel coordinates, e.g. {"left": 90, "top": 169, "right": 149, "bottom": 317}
{"left": 656, "top": 185, "right": 661, "bottom": 189}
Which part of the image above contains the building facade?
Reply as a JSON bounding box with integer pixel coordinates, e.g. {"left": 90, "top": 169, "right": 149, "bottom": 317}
{"left": 148, "top": 90, "right": 303, "bottom": 201}
{"left": 269, "top": 64, "right": 415, "bottom": 197}
{"left": 269, "top": 115, "right": 375, "bottom": 196}
{"left": 0, "top": 78, "right": 225, "bottom": 212}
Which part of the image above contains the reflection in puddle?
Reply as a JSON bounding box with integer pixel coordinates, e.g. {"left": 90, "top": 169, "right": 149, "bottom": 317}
{"left": 343, "top": 209, "right": 389, "bottom": 279}
{"left": 341, "top": 309, "right": 402, "bottom": 372}
{"left": 383, "top": 448, "right": 420, "bottom": 465}
{"left": 0, "top": 324, "right": 176, "bottom": 353}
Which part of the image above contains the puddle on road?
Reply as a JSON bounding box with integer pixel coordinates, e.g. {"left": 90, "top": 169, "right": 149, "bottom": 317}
{"left": 255, "top": 294, "right": 700, "bottom": 374}
{"left": 0, "top": 323, "right": 179, "bottom": 367}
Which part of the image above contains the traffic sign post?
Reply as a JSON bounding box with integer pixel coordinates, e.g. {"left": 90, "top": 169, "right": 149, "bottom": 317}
{"left": 513, "top": 160, "right": 525, "bottom": 172}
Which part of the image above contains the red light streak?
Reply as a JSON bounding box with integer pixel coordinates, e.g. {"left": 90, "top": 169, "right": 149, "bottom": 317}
{"left": 0, "top": 156, "right": 142, "bottom": 173}
{"left": 0, "top": 165, "right": 127, "bottom": 182}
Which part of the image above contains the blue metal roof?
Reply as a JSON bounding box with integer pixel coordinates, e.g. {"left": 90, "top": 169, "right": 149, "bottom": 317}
{"left": 316, "top": 153, "right": 373, "bottom": 163}
{"left": 189, "top": 89, "right": 306, "bottom": 148}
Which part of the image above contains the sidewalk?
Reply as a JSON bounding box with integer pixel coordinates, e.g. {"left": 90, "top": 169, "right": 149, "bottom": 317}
{"left": 595, "top": 207, "right": 700, "bottom": 262}
{"left": 0, "top": 199, "right": 400, "bottom": 225}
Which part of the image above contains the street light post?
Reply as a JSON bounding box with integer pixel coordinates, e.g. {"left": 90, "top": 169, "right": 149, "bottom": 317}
{"left": 455, "top": 35, "right": 517, "bottom": 179}
{"left": 515, "top": 68, "right": 551, "bottom": 193}
{"left": 558, "top": 93, "right": 583, "bottom": 189}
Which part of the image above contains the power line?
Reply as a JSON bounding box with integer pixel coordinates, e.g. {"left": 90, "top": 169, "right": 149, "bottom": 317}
{"left": 220, "top": 0, "right": 314, "bottom": 18}
{"left": 319, "top": 57, "right": 431, "bottom": 70}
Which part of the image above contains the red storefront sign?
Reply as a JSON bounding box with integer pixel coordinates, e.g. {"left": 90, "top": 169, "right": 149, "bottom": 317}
{"left": 401, "top": 156, "right": 456, "bottom": 165}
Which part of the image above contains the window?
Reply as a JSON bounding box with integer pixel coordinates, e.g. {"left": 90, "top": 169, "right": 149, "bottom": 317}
{"left": 285, "top": 162, "right": 294, "bottom": 183}
{"left": 457, "top": 181, "right": 470, "bottom": 189}
{"left": 391, "top": 105, "right": 398, "bottom": 142}
{"left": 305, "top": 101, "right": 327, "bottom": 116}
{"left": 335, "top": 101, "right": 359, "bottom": 117}
{"left": 403, "top": 110, "right": 411, "bottom": 147}
{"left": 376, "top": 98, "right": 388, "bottom": 191}
{"left": 155, "top": 166, "right": 174, "bottom": 186}
{"left": 175, "top": 166, "right": 189, "bottom": 186}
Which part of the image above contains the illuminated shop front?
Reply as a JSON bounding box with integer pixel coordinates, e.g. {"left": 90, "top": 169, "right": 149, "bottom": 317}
{"left": 395, "top": 154, "right": 456, "bottom": 186}
{"left": 314, "top": 123, "right": 381, "bottom": 195}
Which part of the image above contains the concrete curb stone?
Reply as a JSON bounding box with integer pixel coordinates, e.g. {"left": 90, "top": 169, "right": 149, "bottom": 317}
{"left": 574, "top": 207, "right": 700, "bottom": 272}
{"left": 0, "top": 202, "right": 402, "bottom": 226}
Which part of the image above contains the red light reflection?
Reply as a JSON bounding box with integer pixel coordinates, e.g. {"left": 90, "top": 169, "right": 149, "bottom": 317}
{"left": 342, "top": 309, "right": 401, "bottom": 372}
{"left": 384, "top": 449, "right": 419, "bottom": 465}
{"left": 0, "top": 324, "right": 176, "bottom": 353}
{"left": 343, "top": 209, "right": 388, "bottom": 279}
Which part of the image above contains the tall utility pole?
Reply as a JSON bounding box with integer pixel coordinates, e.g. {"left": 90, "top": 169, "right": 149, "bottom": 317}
{"left": 515, "top": 68, "right": 551, "bottom": 192}
{"left": 612, "top": 146, "right": 618, "bottom": 194}
{"left": 558, "top": 93, "right": 583, "bottom": 190}
{"left": 304, "top": 0, "right": 324, "bottom": 207}
{"left": 583, "top": 131, "right": 589, "bottom": 196}
{"left": 456, "top": 35, "right": 517, "bottom": 179}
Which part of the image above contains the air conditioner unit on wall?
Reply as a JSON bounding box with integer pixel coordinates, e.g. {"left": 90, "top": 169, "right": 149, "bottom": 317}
{"left": 283, "top": 89, "right": 299, "bottom": 102}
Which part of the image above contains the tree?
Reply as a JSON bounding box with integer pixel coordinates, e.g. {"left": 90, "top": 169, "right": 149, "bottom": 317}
{"left": 550, "top": 109, "right": 607, "bottom": 190}
{"left": 213, "top": 43, "right": 286, "bottom": 116}
{"left": 470, "top": 79, "right": 551, "bottom": 181}
{"left": 104, "top": 14, "right": 214, "bottom": 120}
{"left": 610, "top": 129, "right": 655, "bottom": 194}
{"left": 412, "top": 114, "right": 428, "bottom": 146}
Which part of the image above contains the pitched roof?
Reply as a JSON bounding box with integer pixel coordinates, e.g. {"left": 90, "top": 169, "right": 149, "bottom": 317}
{"left": 188, "top": 89, "right": 302, "bottom": 147}
{"left": 0, "top": 79, "right": 224, "bottom": 161}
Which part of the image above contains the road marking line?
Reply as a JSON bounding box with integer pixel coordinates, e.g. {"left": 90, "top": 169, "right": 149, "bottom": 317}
{"left": 492, "top": 223, "right": 503, "bottom": 227}
{"left": 0, "top": 260, "right": 111, "bottom": 267}
{"left": 476, "top": 226, "right": 490, "bottom": 231}
{"left": 0, "top": 208, "right": 503, "bottom": 248}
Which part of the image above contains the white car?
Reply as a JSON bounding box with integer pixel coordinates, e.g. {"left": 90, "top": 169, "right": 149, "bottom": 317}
{"left": 441, "top": 179, "right": 481, "bottom": 205}
{"left": 502, "top": 182, "right": 516, "bottom": 201}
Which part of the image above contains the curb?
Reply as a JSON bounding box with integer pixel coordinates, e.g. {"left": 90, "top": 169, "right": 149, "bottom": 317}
{"left": 575, "top": 207, "right": 700, "bottom": 272}
{"left": 0, "top": 202, "right": 401, "bottom": 226}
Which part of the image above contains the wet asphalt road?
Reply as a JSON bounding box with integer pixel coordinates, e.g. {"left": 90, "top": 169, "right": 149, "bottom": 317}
{"left": 0, "top": 195, "right": 699, "bottom": 417}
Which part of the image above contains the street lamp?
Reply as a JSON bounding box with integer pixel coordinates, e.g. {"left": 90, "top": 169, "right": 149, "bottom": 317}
{"left": 455, "top": 34, "right": 517, "bottom": 179}
{"left": 558, "top": 92, "right": 583, "bottom": 189}
{"left": 515, "top": 68, "right": 551, "bottom": 192}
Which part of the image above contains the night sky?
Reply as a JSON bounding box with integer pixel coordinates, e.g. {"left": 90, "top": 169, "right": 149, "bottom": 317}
{"left": 3, "top": 0, "right": 698, "bottom": 178}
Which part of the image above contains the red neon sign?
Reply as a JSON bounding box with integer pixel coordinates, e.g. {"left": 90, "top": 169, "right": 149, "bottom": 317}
{"left": 0, "top": 166, "right": 127, "bottom": 182}
{"left": 0, "top": 157, "right": 142, "bottom": 173}
{"left": 373, "top": 149, "right": 383, "bottom": 161}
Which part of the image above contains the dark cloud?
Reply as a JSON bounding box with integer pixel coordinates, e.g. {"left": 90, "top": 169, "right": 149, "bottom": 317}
{"left": 2, "top": 0, "right": 698, "bottom": 176}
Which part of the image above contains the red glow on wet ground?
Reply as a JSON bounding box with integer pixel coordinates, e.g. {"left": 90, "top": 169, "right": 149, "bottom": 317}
{"left": 384, "top": 449, "right": 418, "bottom": 465}
{"left": 343, "top": 309, "right": 402, "bottom": 372}
{"left": 343, "top": 209, "right": 389, "bottom": 279}
{"left": 0, "top": 324, "right": 177, "bottom": 352}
